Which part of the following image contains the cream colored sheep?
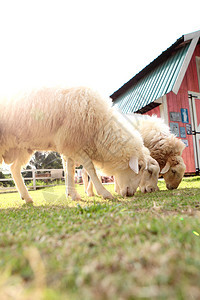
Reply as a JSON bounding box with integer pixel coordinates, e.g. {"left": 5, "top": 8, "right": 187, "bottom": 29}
{"left": 79, "top": 154, "right": 159, "bottom": 196}
{"left": 0, "top": 86, "right": 155, "bottom": 202}
{"left": 69, "top": 111, "right": 161, "bottom": 197}
{"left": 63, "top": 109, "right": 160, "bottom": 198}
{"left": 127, "top": 114, "right": 186, "bottom": 190}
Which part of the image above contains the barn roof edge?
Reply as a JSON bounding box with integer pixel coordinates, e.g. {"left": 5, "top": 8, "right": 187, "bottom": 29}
{"left": 111, "top": 30, "right": 200, "bottom": 101}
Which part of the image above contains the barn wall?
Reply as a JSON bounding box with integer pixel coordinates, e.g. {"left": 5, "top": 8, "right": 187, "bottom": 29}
{"left": 144, "top": 44, "right": 200, "bottom": 173}
{"left": 165, "top": 43, "right": 200, "bottom": 173}
{"left": 143, "top": 105, "right": 160, "bottom": 117}
{"left": 166, "top": 91, "right": 195, "bottom": 173}
{"left": 180, "top": 43, "right": 200, "bottom": 93}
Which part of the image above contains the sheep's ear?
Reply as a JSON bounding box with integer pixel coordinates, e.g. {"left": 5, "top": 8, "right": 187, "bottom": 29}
{"left": 129, "top": 157, "right": 139, "bottom": 174}
{"left": 160, "top": 161, "right": 170, "bottom": 174}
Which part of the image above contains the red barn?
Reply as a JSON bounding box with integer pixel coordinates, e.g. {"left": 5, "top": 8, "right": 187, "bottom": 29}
{"left": 111, "top": 30, "right": 200, "bottom": 174}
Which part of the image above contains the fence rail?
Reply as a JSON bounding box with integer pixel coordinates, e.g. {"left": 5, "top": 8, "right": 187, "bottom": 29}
{"left": 0, "top": 168, "right": 65, "bottom": 193}
{"left": 0, "top": 168, "right": 114, "bottom": 194}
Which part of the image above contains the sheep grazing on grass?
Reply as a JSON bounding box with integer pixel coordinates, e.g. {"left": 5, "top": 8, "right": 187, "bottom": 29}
{"left": 0, "top": 87, "right": 158, "bottom": 203}
{"left": 72, "top": 111, "right": 161, "bottom": 197}
{"left": 127, "top": 114, "right": 186, "bottom": 190}
{"left": 80, "top": 113, "right": 161, "bottom": 196}
{"left": 80, "top": 155, "right": 160, "bottom": 196}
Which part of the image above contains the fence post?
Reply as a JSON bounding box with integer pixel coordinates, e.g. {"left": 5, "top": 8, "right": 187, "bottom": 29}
{"left": 32, "top": 169, "right": 36, "bottom": 190}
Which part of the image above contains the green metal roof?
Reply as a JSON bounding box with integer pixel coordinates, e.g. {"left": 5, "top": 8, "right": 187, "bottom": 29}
{"left": 114, "top": 42, "right": 190, "bottom": 113}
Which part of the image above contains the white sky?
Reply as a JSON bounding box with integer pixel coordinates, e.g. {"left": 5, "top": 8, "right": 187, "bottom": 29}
{"left": 0, "top": 0, "right": 200, "bottom": 97}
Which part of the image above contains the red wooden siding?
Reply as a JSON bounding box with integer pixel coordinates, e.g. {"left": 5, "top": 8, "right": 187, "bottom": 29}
{"left": 196, "top": 100, "right": 200, "bottom": 126}
{"left": 181, "top": 44, "right": 200, "bottom": 93}
{"left": 166, "top": 44, "right": 200, "bottom": 173}
{"left": 143, "top": 44, "right": 200, "bottom": 173}
{"left": 167, "top": 91, "right": 195, "bottom": 173}
{"left": 143, "top": 105, "right": 160, "bottom": 117}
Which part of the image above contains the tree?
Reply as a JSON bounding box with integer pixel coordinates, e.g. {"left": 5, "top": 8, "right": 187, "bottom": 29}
{"left": 0, "top": 171, "right": 5, "bottom": 179}
{"left": 29, "top": 151, "right": 63, "bottom": 169}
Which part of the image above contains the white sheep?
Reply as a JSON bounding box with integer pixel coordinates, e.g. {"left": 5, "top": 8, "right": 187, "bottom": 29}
{"left": 65, "top": 111, "right": 161, "bottom": 197}
{"left": 82, "top": 112, "right": 186, "bottom": 195}
{"left": 127, "top": 114, "right": 186, "bottom": 190}
{"left": 0, "top": 87, "right": 158, "bottom": 202}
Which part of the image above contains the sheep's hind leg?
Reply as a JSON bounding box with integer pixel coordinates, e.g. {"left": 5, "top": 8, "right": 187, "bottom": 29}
{"left": 77, "top": 151, "right": 113, "bottom": 199}
{"left": 114, "top": 178, "right": 120, "bottom": 194}
{"left": 63, "top": 157, "right": 81, "bottom": 201}
{"left": 82, "top": 168, "right": 89, "bottom": 193}
{"left": 10, "top": 159, "right": 33, "bottom": 203}
{"left": 82, "top": 169, "right": 95, "bottom": 196}
{"left": 87, "top": 179, "right": 95, "bottom": 197}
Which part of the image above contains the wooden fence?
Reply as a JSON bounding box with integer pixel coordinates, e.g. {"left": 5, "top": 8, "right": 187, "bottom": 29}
{"left": 0, "top": 168, "right": 114, "bottom": 194}
{"left": 0, "top": 169, "right": 65, "bottom": 193}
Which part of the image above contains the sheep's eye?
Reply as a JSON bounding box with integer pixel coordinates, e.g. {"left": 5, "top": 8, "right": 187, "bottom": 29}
{"left": 148, "top": 170, "right": 153, "bottom": 175}
{"left": 139, "top": 164, "right": 142, "bottom": 171}
{"left": 172, "top": 170, "right": 176, "bottom": 174}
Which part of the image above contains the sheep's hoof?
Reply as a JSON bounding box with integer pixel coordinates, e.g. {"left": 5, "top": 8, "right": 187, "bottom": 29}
{"left": 87, "top": 192, "right": 95, "bottom": 197}
{"left": 71, "top": 193, "right": 82, "bottom": 201}
{"left": 23, "top": 197, "right": 33, "bottom": 204}
{"left": 102, "top": 191, "right": 113, "bottom": 200}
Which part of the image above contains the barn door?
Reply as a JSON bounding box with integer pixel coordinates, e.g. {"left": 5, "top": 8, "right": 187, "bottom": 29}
{"left": 189, "top": 92, "right": 200, "bottom": 173}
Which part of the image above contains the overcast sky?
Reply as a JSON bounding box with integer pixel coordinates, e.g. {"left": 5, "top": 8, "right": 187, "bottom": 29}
{"left": 0, "top": 0, "right": 200, "bottom": 97}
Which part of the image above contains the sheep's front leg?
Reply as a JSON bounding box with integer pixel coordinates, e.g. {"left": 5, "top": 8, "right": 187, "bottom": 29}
{"left": 64, "top": 157, "right": 81, "bottom": 201}
{"left": 77, "top": 151, "right": 113, "bottom": 199}
{"left": 10, "top": 160, "right": 33, "bottom": 203}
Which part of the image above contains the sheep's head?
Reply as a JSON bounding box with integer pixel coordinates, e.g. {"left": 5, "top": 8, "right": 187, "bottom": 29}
{"left": 139, "top": 156, "right": 160, "bottom": 193}
{"left": 114, "top": 157, "right": 146, "bottom": 197}
{"left": 114, "top": 156, "right": 147, "bottom": 197}
{"left": 160, "top": 156, "right": 186, "bottom": 189}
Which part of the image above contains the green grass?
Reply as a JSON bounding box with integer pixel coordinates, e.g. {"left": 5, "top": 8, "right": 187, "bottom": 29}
{"left": 0, "top": 177, "right": 200, "bottom": 300}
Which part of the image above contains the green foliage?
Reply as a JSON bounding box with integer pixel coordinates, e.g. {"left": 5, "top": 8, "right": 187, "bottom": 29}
{"left": 23, "top": 165, "right": 33, "bottom": 179}
{"left": 0, "top": 171, "right": 5, "bottom": 179}
{"left": 0, "top": 172, "right": 15, "bottom": 187}
{"left": 27, "top": 179, "right": 64, "bottom": 187}
{"left": 0, "top": 177, "right": 200, "bottom": 299}
{"left": 29, "top": 151, "right": 63, "bottom": 169}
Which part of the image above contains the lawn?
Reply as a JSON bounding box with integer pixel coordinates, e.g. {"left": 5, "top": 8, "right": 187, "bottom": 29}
{"left": 0, "top": 177, "right": 200, "bottom": 300}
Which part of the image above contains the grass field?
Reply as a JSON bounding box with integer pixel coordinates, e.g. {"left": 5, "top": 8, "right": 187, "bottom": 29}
{"left": 0, "top": 177, "right": 200, "bottom": 300}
